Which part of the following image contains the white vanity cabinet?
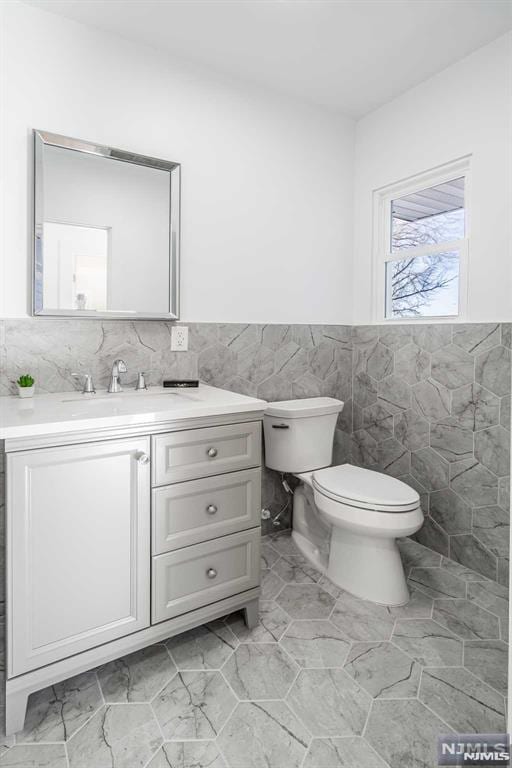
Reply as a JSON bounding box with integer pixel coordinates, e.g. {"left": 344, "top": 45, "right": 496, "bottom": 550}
{"left": 2, "top": 390, "right": 264, "bottom": 737}
{"left": 7, "top": 437, "right": 151, "bottom": 677}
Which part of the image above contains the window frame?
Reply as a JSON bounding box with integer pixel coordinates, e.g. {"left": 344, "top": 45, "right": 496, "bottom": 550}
{"left": 372, "top": 156, "right": 471, "bottom": 324}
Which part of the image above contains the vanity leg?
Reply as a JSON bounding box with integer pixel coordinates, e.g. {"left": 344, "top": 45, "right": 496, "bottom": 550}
{"left": 5, "top": 689, "right": 29, "bottom": 736}
{"left": 243, "top": 599, "right": 259, "bottom": 629}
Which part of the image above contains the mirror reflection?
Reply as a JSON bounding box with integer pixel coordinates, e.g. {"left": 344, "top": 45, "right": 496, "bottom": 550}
{"left": 34, "top": 132, "right": 180, "bottom": 319}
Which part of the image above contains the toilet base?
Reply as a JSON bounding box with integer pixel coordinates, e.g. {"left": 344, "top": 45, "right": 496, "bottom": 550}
{"left": 327, "top": 526, "right": 410, "bottom": 606}
{"left": 291, "top": 530, "right": 328, "bottom": 574}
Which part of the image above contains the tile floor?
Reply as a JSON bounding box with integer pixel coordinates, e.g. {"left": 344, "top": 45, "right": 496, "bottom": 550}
{"left": 0, "top": 532, "right": 508, "bottom": 768}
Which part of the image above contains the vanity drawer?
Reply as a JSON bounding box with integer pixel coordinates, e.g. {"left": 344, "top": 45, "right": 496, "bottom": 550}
{"left": 152, "top": 528, "right": 260, "bottom": 624}
{"left": 152, "top": 421, "right": 261, "bottom": 486}
{"left": 152, "top": 468, "right": 261, "bottom": 554}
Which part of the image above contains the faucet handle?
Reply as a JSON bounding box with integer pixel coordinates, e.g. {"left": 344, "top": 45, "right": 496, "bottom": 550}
{"left": 72, "top": 373, "right": 96, "bottom": 394}
{"left": 135, "top": 372, "right": 147, "bottom": 391}
{"left": 114, "top": 359, "right": 127, "bottom": 374}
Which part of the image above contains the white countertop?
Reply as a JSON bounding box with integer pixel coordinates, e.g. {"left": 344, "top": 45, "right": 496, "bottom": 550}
{"left": 0, "top": 385, "right": 267, "bottom": 440}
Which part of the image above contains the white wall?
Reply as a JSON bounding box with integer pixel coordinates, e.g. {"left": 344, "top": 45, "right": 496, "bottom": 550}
{"left": 0, "top": 1, "right": 355, "bottom": 323}
{"left": 353, "top": 32, "right": 512, "bottom": 324}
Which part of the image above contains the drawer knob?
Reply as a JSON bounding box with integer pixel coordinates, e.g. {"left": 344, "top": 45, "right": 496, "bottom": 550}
{"left": 207, "top": 447, "right": 218, "bottom": 458}
{"left": 206, "top": 504, "right": 218, "bottom": 515}
{"left": 206, "top": 567, "right": 217, "bottom": 579}
{"left": 136, "top": 452, "right": 150, "bottom": 465}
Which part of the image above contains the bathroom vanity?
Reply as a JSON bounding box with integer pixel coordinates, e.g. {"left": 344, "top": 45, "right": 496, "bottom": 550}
{"left": 0, "top": 385, "right": 266, "bottom": 734}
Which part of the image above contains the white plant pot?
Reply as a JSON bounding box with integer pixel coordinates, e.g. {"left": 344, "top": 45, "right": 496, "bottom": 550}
{"left": 17, "top": 385, "right": 35, "bottom": 399}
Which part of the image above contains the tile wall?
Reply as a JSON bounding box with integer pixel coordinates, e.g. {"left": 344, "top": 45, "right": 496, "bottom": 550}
{"left": 350, "top": 323, "right": 511, "bottom": 585}
{"left": 0, "top": 319, "right": 354, "bottom": 535}
{"left": 0, "top": 319, "right": 510, "bottom": 579}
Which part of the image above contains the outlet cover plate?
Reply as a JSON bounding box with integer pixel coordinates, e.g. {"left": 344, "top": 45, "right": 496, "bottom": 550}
{"left": 170, "top": 325, "right": 189, "bottom": 351}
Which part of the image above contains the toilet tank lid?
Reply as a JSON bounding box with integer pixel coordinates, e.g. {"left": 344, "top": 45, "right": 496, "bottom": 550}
{"left": 265, "top": 397, "right": 344, "bottom": 419}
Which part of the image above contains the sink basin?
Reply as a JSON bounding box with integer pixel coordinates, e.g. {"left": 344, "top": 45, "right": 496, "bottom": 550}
{"left": 58, "top": 388, "right": 202, "bottom": 418}
{"left": 61, "top": 391, "right": 184, "bottom": 404}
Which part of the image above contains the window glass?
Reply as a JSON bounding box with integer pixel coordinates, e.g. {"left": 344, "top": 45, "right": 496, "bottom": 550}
{"left": 391, "top": 177, "right": 465, "bottom": 251}
{"left": 386, "top": 251, "right": 460, "bottom": 317}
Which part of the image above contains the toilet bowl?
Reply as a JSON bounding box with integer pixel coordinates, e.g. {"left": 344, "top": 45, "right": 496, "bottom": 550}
{"left": 264, "top": 397, "right": 424, "bottom": 606}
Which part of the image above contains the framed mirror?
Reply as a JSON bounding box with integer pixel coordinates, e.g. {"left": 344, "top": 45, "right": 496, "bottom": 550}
{"left": 33, "top": 130, "right": 180, "bottom": 319}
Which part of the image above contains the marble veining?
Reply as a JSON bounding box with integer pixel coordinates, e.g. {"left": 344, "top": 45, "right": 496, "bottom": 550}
{"left": 0, "top": 318, "right": 510, "bottom": 766}
{"left": 0, "top": 532, "right": 505, "bottom": 768}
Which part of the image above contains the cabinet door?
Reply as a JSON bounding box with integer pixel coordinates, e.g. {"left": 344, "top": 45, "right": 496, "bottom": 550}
{"left": 7, "top": 437, "right": 151, "bottom": 677}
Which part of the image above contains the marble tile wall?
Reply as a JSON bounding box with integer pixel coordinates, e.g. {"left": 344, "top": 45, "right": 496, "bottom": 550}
{"left": 350, "top": 323, "right": 511, "bottom": 585}
{"left": 0, "top": 319, "right": 510, "bottom": 574}
{"left": 0, "top": 318, "right": 354, "bottom": 534}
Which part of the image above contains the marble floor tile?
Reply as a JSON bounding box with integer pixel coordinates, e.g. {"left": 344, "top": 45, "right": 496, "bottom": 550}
{"left": 302, "top": 737, "right": 388, "bottom": 768}
{"left": 287, "top": 669, "right": 371, "bottom": 737}
{"left": 408, "top": 566, "right": 466, "bottom": 599}
{"left": 0, "top": 744, "right": 68, "bottom": 768}
{"left": 67, "top": 703, "right": 162, "bottom": 768}
{"left": 260, "top": 543, "right": 280, "bottom": 570}
{"left": 317, "top": 575, "right": 344, "bottom": 600}
{"left": 467, "top": 580, "right": 509, "bottom": 619}
{"left": 272, "top": 555, "right": 322, "bottom": 584}
{"left": 330, "top": 592, "right": 395, "bottom": 641}
{"left": 166, "top": 621, "right": 238, "bottom": 670}
{"left": 218, "top": 701, "right": 310, "bottom": 768}
{"left": 226, "top": 602, "right": 290, "bottom": 643}
{"left": 267, "top": 532, "right": 302, "bottom": 556}
{"left": 344, "top": 641, "right": 421, "bottom": 699}
{"left": 152, "top": 671, "right": 236, "bottom": 740}
{"left": 0, "top": 536, "right": 507, "bottom": 768}
{"left": 464, "top": 639, "right": 509, "bottom": 695}
{"left": 275, "top": 584, "right": 335, "bottom": 619}
{"left": 419, "top": 667, "right": 506, "bottom": 733}
{"left": 222, "top": 643, "right": 298, "bottom": 699}
{"left": 440, "top": 557, "right": 491, "bottom": 582}
{"left": 260, "top": 569, "right": 286, "bottom": 600}
{"left": 280, "top": 620, "right": 350, "bottom": 668}
{"left": 97, "top": 643, "right": 176, "bottom": 703}
{"left": 432, "top": 598, "right": 501, "bottom": 640}
{"left": 397, "top": 538, "right": 442, "bottom": 573}
{"left": 365, "top": 699, "right": 453, "bottom": 768}
{"left": 148, "top": 741, "right": 226, "bottom": 768}
{"left": 387, "top": 587, "right": 434, "bottom": 620}
{"left": 17, "top": 671, "right": 102, "bottom": 743}
{"left": 391, "top": 619, "right": 463, "bottom": 666}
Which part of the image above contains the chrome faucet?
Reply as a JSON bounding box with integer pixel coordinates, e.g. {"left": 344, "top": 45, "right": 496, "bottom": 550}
{"left": 72, "top": 372, "right": 96, "bottom": 394}
{"left": 108, "top": 359, "right": 127, "bottom": 393}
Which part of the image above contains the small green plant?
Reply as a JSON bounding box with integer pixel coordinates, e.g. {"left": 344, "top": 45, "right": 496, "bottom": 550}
{"left": 17, "top": 374, "right": 35, "bottom": 388}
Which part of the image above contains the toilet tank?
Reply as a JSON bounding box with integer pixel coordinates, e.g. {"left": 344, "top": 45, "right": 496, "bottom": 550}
{"left": 263, "top": 397, "right": 344, "bottom": 473}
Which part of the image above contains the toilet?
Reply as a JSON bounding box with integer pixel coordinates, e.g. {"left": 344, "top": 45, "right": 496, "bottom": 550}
{"left": 263, "top": 397, "right": 423, "bottom": 606}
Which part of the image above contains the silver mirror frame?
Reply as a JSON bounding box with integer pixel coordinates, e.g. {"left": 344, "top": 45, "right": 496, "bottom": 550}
{"left": 33, "top": 129, "right": 180, "bottom": 319}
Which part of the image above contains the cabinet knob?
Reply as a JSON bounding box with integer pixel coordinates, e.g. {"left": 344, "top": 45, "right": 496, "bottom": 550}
{"left": 136, "top": 453, "right": 150, "bottom": 465}
{"left": 206, "top": 567, "right": 217, "bottom": 579}
{"left": 206, "top": 447, "right": 218, "bottom": 458}
{"left": 206, "top": 504, "right": 218, "bottom": 515}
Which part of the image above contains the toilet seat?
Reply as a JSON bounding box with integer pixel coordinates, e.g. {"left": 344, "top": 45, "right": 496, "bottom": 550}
{"left": 312, "top": 464, "right": 420, "bottom": 513}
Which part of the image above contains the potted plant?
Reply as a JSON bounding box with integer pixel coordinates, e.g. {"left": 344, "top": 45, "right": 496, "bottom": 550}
{"left": 16, "top": 374, "right": 35, "bottom": 398}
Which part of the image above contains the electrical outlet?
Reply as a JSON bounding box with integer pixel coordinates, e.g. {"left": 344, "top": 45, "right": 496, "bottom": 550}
{"left": 170, "top": 325, "right": 189, "bottom": 351}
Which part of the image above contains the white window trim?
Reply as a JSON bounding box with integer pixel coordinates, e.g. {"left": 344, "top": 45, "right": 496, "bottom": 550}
{"left": 372, "top": 156, "right": 472, "bottom": 324}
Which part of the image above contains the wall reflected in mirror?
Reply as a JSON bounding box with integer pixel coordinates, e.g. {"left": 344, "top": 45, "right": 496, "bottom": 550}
{"left": 34, "top": 131, "right": 180, "bottom": 319}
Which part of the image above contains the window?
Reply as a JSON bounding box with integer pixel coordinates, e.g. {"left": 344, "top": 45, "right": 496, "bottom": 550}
{"left": 373, "top": 158, "right": 470, "bottom": 321}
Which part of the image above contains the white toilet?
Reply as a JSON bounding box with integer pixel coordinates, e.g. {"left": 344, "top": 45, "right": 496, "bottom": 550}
{"left": 264, "top": 397, "right": 424, "bottom": 606}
